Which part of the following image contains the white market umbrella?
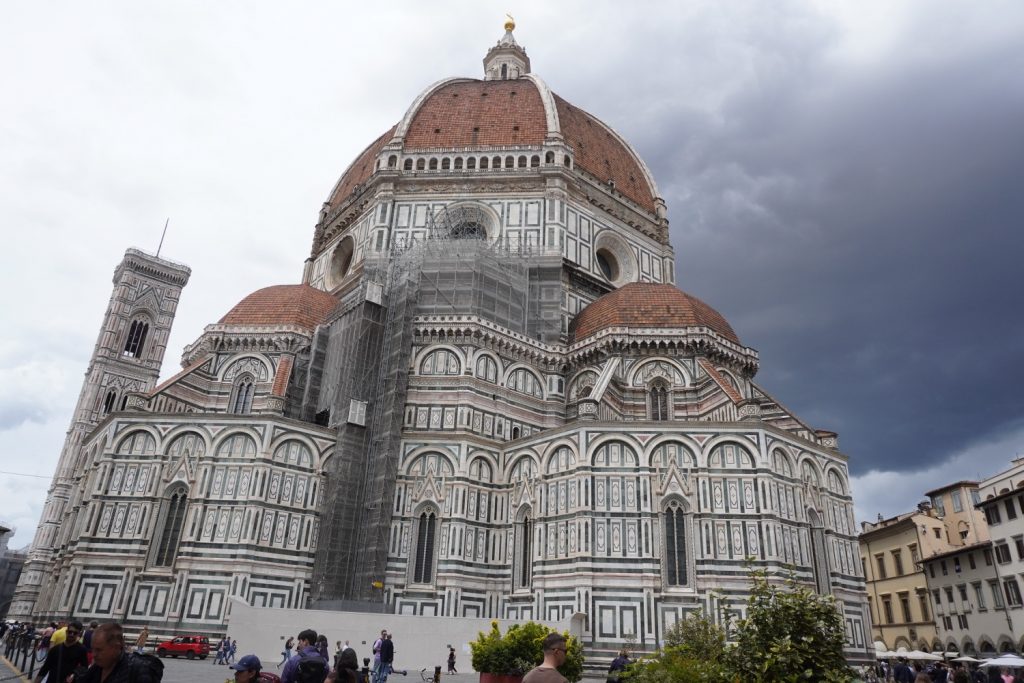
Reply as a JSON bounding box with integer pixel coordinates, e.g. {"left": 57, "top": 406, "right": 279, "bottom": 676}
{"left": 980, "top": 654, "right": 1024, "bottom": 668}
{"left": 943, "top": 651, "right": 960, "bottom": 658}
{"left": 907, "top": 650, "right": 942, "bottom": 661}
{"left": 953, "top": 656, "right": 981, "bottom": 663}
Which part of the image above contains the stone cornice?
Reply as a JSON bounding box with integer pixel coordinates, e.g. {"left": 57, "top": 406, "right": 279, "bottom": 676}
{"left": 413, "top": 315, "right": 564, "bottom": 370}
{"left": 182, "top": 325, "right": 314, "bottom": 365}
{"left": 568, "top": 327, "right": 760, "bottom": 377}
{"left": 116, "top": 248, "right": 191, "bottom": 287}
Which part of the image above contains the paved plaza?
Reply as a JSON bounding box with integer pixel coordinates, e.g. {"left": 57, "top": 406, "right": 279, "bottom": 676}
{"left": 1, "top": 652, "right": 479, "bottom": 683}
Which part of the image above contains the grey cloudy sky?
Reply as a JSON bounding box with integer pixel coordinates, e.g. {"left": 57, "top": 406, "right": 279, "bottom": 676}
{"left": 2, "top": 1, "right": 1022, "bottom": 548}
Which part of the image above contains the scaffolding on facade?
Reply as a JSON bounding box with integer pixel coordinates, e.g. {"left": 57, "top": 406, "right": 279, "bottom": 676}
{"left": 309, "top": 209, "right": 563, "bottom": 607}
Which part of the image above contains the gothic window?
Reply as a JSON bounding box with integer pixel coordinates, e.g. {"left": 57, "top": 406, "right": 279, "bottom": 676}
{"left": 475, "top": 355, "right": 499, "bottom": 383}
{"left": 500, "top": 64, "right": 507, "bottom": 79}
{"left": 412, "top": 508, "right": 437, "bottom": 584}
{"left": 420, "top": 348, "right": 461, "bottom": 375}
{"left": 514, "top": 509, "right": 533, "bottom": 590}
{"left": 506, "top": 368, "right": 543, "bottom": 398}
{"left": 123, "top": 319, "right": 149, "bottom": 358}
{"left": 807, "top": 509, "right": 831, "bottom": 594}
{"left": 102, "top": 390, "right": 116, "bottom": 415}
{"left": 153, "top": 484, "right": 188, "bottom": 567}
{"left": 230, "top": 376, "right": 255, "bottom": 414}
{"left": 648, "top": 381, "right": 670, "bottom": 421}
{"left": 469, "top": 457, "right": 493, "bottom": 483}
{"left": 663, "top": 499, "right": 689, "bottom": 587}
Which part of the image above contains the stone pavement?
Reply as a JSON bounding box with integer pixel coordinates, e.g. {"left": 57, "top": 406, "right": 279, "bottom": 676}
{"left": 0, "top": 653, "right": 486, "bottom": 683}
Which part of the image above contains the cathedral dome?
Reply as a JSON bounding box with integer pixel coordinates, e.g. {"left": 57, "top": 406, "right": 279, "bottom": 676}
{"left": 218, "top": 284, "right": 337, "bottom": 331}
{"left": 570, "top": 283, "right": 740, "bottom": 344}
{"left": 323, "top": 27, "right": 662, "bottom": 221}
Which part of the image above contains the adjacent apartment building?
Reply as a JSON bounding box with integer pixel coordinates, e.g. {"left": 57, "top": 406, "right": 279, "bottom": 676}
{"left": 859, "top": 481, "right": 986, "bottom": 652}
{"left": 922, "top": 458, "right": 1024, "bottom": 655}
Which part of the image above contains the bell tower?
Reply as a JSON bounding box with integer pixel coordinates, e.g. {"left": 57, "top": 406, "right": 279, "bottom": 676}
{"left": 9, "top": 248, "right": 190, "bottom": 620}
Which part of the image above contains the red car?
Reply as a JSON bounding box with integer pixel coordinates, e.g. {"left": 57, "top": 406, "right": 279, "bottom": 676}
{"left": 155, "top": 635, "right": 210, "bottom": 659}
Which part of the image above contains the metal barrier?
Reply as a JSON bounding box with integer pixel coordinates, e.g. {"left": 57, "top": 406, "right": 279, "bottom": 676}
{"left": 2, "top": 633, "right": 41, "bottom": 679}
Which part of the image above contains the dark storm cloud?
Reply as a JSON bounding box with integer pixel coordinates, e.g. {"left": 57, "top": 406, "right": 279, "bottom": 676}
{"left": 608, "top": 7, "right": 1024, "bottom": 474}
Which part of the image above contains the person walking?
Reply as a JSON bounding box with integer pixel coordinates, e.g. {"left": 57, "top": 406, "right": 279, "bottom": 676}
{"left": 83, "top": 621, "right": 99, "bottom": 665}
{"left": 281, "top": 629, "right": 328, "bottom": 683}
{"left": 447, "top": 647, "right": 457, "bottom": 675}
{"left": 606, "top": 649, "right": 629, "bottom": 683}
{"left": 34, "top": 620, "right": 88, "bottom": 683}
{"left": 227, "top": 639, "right": 238, "bottom": 665}
{"left": 280, "top": 636, "right": 295, "bottom": 668}
{"left": 78, "top": 622, "right": 163, "bottom": 683}
{"left": 523, "top": 633, "right": 568, "bottom": 683}
{"left": 376, "top": 634, "right": 395, "bottom": 683}
{"left": 135, "top": 626, "right": 149, "bottom": 654}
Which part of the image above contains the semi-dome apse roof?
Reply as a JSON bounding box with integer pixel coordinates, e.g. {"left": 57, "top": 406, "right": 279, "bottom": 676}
{"left": 570, "top": 283, "right": 740, "bottom": 345}
{"left": 218, "top": 284, "right": 337, "bottom": 331}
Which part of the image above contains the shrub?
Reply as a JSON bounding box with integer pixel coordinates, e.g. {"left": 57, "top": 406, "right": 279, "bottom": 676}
{"left": 469, "top": 620, "right": 584, "bottom": 682}
{"left": 727, "top": 569, "right": 855, "bottom": 682}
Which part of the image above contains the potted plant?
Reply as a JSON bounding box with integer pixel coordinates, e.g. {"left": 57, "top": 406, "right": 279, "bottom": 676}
{"left": 469, "top": 621, "right": 583, "bottom": 683}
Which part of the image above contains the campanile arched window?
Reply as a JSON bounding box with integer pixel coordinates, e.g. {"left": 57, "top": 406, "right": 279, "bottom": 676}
{"left": 123, "top": 319, "right": 150, "bottom": 358}
{"left": 153, "top": 484, "right": 188, "bottom": 567}
{"left": 412, "top": 508, "right": 438, "bottom": 584}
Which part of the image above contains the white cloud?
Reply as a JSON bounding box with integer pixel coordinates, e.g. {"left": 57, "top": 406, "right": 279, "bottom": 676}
{"left": 851, "top": 422, "right": 1024, "bottom": 528}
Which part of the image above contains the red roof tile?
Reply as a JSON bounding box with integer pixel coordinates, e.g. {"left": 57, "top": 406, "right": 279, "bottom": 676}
{"left": 554, "top": 94, "right": 655, "bottom": 213}
{"left": 570, "top": 283, "right": 739, "bottom": 344}
{"left": 218, "top": 285, "right": 337, "bottom": 332}
{"left": 326, "top": 79, "right": 658, "bottom": 215}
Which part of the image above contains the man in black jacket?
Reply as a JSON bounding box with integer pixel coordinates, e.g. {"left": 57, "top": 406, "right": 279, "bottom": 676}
{"left": 34, "top": 620, "right": 88, "bottom": 683}
{"left": 79, "top": 623, "right": 162, "bottom": 683}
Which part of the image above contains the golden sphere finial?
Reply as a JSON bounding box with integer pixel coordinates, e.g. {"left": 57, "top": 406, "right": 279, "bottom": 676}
{"left": 504, "top": 13, "right": 515, "bottom": 32}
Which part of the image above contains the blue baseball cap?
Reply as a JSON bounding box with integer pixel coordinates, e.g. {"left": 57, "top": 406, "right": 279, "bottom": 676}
{"left": 230, "top": 654, "right": 262, "bottom": 672}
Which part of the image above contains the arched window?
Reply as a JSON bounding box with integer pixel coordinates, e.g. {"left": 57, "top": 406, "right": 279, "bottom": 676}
{"left": 475, "top": 355, "right": 498, "bottom": 383}
{"left": 153, "top": 485, "right": 188, "bottom": 567}
{"left": 500, "top": 64, "right": 507, "bottom": 79}
{"left": 480, "top": 157, "right": 489, "bottom": 170}
{"left": 123, "top": 319, "right": 149, "bottom": 358}
{"left": 648, "top": 381, "right": 670, "bottom": 420}
{"left": 230, "top": 376, "right": 255, "bottom": 414}
{"left": 403, "top": 159, "right": 413, "bottom": 171}
{"left": 429, "top": 158, "right": 438, "bottom": 170}
{"left": 807, "top": 509, "right": 831, "bottom": 594}
{"left": 420, "top": 349, "right": 461, "bottom": 375}
{"left": 506, "top": 368, "right": 543, "bottom": 398}
{"left": 102, "top": 390, "right": 116, "bottom": 415}
{"left": 663, "top": 499, "right": 689, "bottom": 587}
{"left": 514, "top": 510, "right": 533, "bottom": 589}
{"left": 413, "top": 509, "right": 437, "bottom": 584}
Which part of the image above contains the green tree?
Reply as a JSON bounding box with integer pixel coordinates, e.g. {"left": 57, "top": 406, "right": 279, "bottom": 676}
{"left": 626, "top": 612, "right": 731, "bottom": 683}
{"left": 728, "top": 569, "right": 855, "bottom": 682}
{"left": 469, "top": 621, "right": 585, "bottom": 682}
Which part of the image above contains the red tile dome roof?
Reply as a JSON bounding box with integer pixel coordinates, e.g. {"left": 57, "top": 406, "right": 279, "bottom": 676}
{"left": 570, "top": 283, "right": 740, "bottom": 345}
{"left": 325, "top": 78, "right": 659, "bottom": 215}
{"left": 218, "top": 285, "right": 337, "bottom": 331}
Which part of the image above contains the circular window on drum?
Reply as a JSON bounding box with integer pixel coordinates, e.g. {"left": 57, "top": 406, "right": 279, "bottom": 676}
{"left": 329, "top": 236, "right": 355, "bottom": 286}
{"left": 431, "top": 204, "right": 495, "bottom": 241}
{"left": 592, "top": 231, "right": 637, "bottom": 285}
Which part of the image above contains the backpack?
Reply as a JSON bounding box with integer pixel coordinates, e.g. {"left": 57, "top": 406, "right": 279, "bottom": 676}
{"left": 127, "top": 652, "right": 165, "bottom": 683}
{"left": 296, "top": 651, "right": 328, "bottom": 683}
